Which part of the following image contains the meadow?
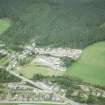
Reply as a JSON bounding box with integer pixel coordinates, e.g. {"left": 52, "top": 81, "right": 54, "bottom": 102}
{"left": 18, "top": 63, "right": 63, "bottom": 78}
{"left": 0, "top": 18, "right": 11, "bottom": 35}
{"left": 65, "top": 42, "right": 105, "bottom": 86}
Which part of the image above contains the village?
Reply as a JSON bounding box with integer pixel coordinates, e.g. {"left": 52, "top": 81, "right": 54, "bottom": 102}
{"left": 1, "top": 42, "right": 105, "bottom": 105}
{"left": 0, "top": 82, "right": 66, "bottom": 103}
{"left": 0, "top": 42, "right": 82, "bottom": 72}
{"left": 0, "top": 42, "right": 83, "bottom": 105}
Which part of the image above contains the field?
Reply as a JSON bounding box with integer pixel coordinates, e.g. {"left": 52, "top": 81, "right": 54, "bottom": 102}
{"left": 65, "top": 42, "right": 105, "bottom": 86}
{"left": 0, "top": 18, "right": 11, "bottom": 34}
{"left": 0, "top": 0, "right": 105, "bottom": 49}
{"left": 18, "top": 63, "right": 63, "bottom": 78}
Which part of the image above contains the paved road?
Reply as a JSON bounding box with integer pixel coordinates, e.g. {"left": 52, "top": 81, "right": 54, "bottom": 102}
{"left": 0, "top": 101, "right": 66, "bottom": 104}
{"left": 6, "top": 69, "right": 43, "bottom": 90}
{"left": 6, "top": 70, "right": 86, "bottom": 105}
{"left": 0, "top": 100, "right": 86, "bottom": 105}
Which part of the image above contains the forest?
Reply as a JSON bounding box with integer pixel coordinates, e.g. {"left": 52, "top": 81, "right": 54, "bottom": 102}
{"left": 0, "top": 0, "right": 105, "bottom": 49}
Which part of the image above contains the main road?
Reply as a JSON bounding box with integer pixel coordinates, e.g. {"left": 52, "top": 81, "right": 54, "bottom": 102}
{"left": 0, "top": 101, "right": 66, "bottom": 104}
{"left": 0, "top": 66, "right": 86, "bottom": 105}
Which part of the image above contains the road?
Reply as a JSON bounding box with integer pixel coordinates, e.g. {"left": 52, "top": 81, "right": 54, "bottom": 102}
{"left": 0, "top": 101, "right": 66, "bottom": 104}
{"left": 6, "top": 69, "right": 44, "bottom": 90}
{"left": 0, "top": 66, "right": 86, "bottom": 105}
{"left": 5, "top": 69, "right": 86, "bottom": 105}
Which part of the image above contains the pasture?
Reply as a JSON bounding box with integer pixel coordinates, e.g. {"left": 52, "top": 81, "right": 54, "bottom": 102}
{"left": 18, "top": 63, "right": 63, "bottom": 78}
{"left": 65, "top": 42, "right": 105, "bottom": 86}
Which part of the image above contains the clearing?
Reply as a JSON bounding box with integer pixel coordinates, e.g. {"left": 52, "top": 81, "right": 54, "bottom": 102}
{"left": 0, "top": 18, "right": 11, "bottom": 34}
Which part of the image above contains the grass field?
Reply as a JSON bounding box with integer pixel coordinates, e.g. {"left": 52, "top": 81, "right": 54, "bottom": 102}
{"left": 0, "top": 18, "right": 11, "bottom": 34}
{"left": 65, "top": 42, "right": 105, "bottom": 86}
{"left": 18, "top": 63, "right": 63, "bottom": 78}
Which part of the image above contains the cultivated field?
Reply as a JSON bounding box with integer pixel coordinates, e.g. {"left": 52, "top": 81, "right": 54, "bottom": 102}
{"left": 65, "top": 42, "right": 105, "bottom": 86}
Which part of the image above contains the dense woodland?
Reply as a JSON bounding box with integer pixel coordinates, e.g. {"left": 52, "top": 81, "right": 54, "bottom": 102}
{"left": 0, "top": 68, "right": 20, "bottom": 82}
{"left": 0, "top": 0, "right": 105, "bottom": 49}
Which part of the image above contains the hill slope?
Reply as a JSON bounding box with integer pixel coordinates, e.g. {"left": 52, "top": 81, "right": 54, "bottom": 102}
{"left": 0, "top": 0, "right": 105, "bottom": 49}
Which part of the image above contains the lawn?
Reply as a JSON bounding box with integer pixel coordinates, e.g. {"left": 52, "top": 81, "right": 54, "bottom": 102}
{"left": 18, "top": 63, "right": 63, "bottom": 78}
{"left": 65, "top": 42, "right": 105, "bottom": 86}
{"left": 0, "top": 18, "right": 11, "bottom": 34}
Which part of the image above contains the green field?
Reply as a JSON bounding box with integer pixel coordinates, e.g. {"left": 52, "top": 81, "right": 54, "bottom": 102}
{"left": 0, "top": 18, "right": 11, "bottom": 34}
{"left": 18, "top": 63, "right": 63, "bottom": 78}
{"left": 65, "top": 42, "right": 105, "bottom": 86}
